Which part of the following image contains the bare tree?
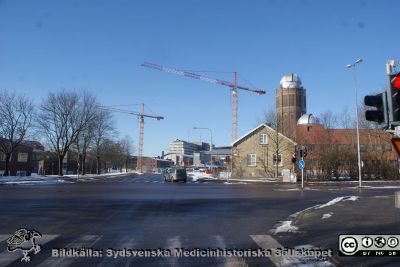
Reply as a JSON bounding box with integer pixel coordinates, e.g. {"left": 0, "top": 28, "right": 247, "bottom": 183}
{"left": 92, "top": 110, "right": 114, "bottom": 174}
{"left": 338, "top": 106, "right": 354, "bottom": 129}
{"left": 0, "top": 91, "right": 34, "bottom": 176}
{"left": 36, "top": 90, "right": 97, "bottom": 176}
{"left": 319, "top": 110, "right": 338, "bottom": 130}
{"left": 120, "top": 135, "right": 134, "bottom": 173}
{"left": 100, "top": 138, "right": 126, "bottom": 172}
{"left": 263, "top": 109, "right": 293, "bottom": 177}
{"left": 74, "top": 121, "right": 95, "bottom": 175}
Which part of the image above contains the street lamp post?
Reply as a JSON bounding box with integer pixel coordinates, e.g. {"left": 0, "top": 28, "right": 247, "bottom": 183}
{"left": 346, "top": 58, "right": 363, "bottom": 188}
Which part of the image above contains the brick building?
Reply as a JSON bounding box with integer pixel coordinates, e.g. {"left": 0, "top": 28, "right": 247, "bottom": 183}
{"left": 296, "top": 114, "right": 398, "bottom": 179}
{"left": 0, "top": 140, "right": 45, "bottom": 176}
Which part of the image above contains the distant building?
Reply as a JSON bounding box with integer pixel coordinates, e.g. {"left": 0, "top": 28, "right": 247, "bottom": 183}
{"left": 127, "top": 156, "right": 173, "bottom": 173}
{"left": 231, "top": 124, "right": 296, "bottom": 178}
{"left": 166, "top": 139, "right": 212, "bottom": 167}
{"left": 169, "top": 139, "right": 210, "bottom": 155}
{"left": 193, "top": 147, "right": 231, "bottom": 169}
{"left": 163, "top": 153, "right": 193, "bottom": 167}
{"left": 276, "top": 73, "right": 306, "bottom": 141}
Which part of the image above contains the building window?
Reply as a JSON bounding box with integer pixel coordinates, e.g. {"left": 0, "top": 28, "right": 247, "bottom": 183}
{"left": 259, "top": 134, "right": 268, "bottom": 145}
{"left": 273, "top": 154, "right": 283, "bottom": 167}
{"left": 247, "top": 154, "right": 256, "bottom": 166}
{"left": 18, "top": 153, "right": 28, "bottom": 162}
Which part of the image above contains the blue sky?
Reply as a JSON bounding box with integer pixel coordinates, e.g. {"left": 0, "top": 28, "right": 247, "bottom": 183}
{"left": 0, "top": 0, "right": 399, "bottom": 156}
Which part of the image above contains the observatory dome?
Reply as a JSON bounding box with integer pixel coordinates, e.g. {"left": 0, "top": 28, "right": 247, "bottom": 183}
{"left": 280, "top": 73, "right": 302, "bottom": 89}
{"left": 297, "top": 114, "right": 319, "bottom": 125}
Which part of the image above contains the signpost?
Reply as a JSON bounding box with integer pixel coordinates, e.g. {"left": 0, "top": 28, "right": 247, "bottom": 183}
{"left": 299, "top": 159, "right": 305, "bottom": 189}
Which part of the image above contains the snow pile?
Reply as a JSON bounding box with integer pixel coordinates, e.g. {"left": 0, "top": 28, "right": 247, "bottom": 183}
{"left": 321, "top": 213, "right": 333, "bottom": 219}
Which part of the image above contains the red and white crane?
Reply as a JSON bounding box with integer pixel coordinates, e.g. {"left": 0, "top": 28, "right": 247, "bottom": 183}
{"left": 141, "top": 62, "right": 266, "bottom": 142}
{"left": 98, "top": 104, "right": 164, "bottom": 172}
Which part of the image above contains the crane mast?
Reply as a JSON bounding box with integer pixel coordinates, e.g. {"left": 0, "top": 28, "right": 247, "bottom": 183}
{"left": 137, "top": 104, "right": 145, "bottom": 174}
{"left": 97, "top": 104, "right": 163, "bottom": 173}
{"left": 141, "top": 62, "right": 266, "bottom": 142}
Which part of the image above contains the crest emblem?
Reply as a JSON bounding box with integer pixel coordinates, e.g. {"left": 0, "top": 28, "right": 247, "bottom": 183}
{"left": 6, "top": 228, "right": 42, "bottom": 262}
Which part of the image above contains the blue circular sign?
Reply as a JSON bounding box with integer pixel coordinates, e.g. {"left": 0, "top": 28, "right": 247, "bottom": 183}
{"left": 299, "top": 160, "right": 305, "bottom": 169}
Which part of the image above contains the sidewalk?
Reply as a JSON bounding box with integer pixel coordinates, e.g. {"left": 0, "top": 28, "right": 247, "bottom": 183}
{"left": 271, "top": 194, "right": 400, "bottom": 266}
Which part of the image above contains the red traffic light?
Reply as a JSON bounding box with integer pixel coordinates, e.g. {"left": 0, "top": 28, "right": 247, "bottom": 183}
{"left": 392, "top": 73, "right": 400, "bottom": 89}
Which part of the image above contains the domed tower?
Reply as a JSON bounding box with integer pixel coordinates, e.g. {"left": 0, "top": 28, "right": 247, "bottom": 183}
{"left": 276, "top": 73, "right": 306, "bottom": 141}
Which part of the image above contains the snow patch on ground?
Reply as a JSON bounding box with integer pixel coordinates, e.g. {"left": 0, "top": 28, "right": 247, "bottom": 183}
{"left": 360, "top": 186, "right": 400, "bottom": 189}
{"left": 272, "top": 221, "right": 299, "bottom": 234}
{"left": 317, "top": 196, "right": 359, "bottom": 209}
{"left": 0, "top": 176, "right": 72, "bottom": 185}
{"left": 280, "top": 244, "right": 335, "bottom": 267}
{"left": 271, "top": 196, "right": 359, "bottom": 234}
{"left": 322, "top": 213, "right": 333, "bottom": 219}
{"left": 223, "top": 182, "right": 248, "bottom": 185}
{"left": 274, "top": 187, "right": 320, "bottom": 192}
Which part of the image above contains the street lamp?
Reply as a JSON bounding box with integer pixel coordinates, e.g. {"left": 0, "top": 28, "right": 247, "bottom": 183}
{"left": 346, "top": 58, "right": 363, "bottom": 187}
{"left": 193, "top": 127, "right": 213, "bottom": 151}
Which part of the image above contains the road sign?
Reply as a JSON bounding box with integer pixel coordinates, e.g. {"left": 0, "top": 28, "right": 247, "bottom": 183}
{"left": 299, "top": 160, "right": 305, "bottom": 169}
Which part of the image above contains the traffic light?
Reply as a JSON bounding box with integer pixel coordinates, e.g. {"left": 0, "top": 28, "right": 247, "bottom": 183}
{"left": 298, "top": 146, "right": 308, "bottom": 159}
{"left": 303, "top": 146, "right": 308, "bottom": 158}
{"left": 364, "top": 91, "right": 389, "bottom": 129}
{"left": 389, "top": 72, "right": 400, "bottom": 126}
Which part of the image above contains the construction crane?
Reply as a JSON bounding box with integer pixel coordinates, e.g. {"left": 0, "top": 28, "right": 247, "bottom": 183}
{"left": 98, "top": 104, "right": 164, "bottom": 172}
{"left": 141, "top": 62, "right": 266, "bottom": 142}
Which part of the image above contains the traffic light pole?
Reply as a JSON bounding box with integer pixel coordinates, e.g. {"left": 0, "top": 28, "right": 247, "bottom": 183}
{"left": 301, "top": 155, "right": 304, "bottom": 189}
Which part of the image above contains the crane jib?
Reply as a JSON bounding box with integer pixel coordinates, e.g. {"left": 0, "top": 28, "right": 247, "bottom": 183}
{"left": 141, "top": 62, "right": 266, "bottom": 94}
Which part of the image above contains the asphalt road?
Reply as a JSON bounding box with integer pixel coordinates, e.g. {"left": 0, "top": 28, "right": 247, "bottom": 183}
{"left": 0, "top": 173, "right": 399, "bottom": 266}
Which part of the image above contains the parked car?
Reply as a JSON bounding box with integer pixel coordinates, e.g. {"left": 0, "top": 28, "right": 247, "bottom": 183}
{"left": 164, "top": 168, "right": 187, "bottom": 183}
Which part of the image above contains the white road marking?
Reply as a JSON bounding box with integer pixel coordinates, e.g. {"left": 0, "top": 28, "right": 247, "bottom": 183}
{"left": 213, "top": 235, "right": 248, "bottom": 267}
{"left": 37, "top": 235, "right": 102, "bottom": 267}
{"left": 166, "top": 236, "right": 182, "bottom": 265}
{"left": 251, "top": 235, "right": 290, "bottom": 266}
{"left": 0, "top": 234, "right": 58, "bottom": 266}
{"left": 250, "top": 234, "right": 334, "bottom": 267}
